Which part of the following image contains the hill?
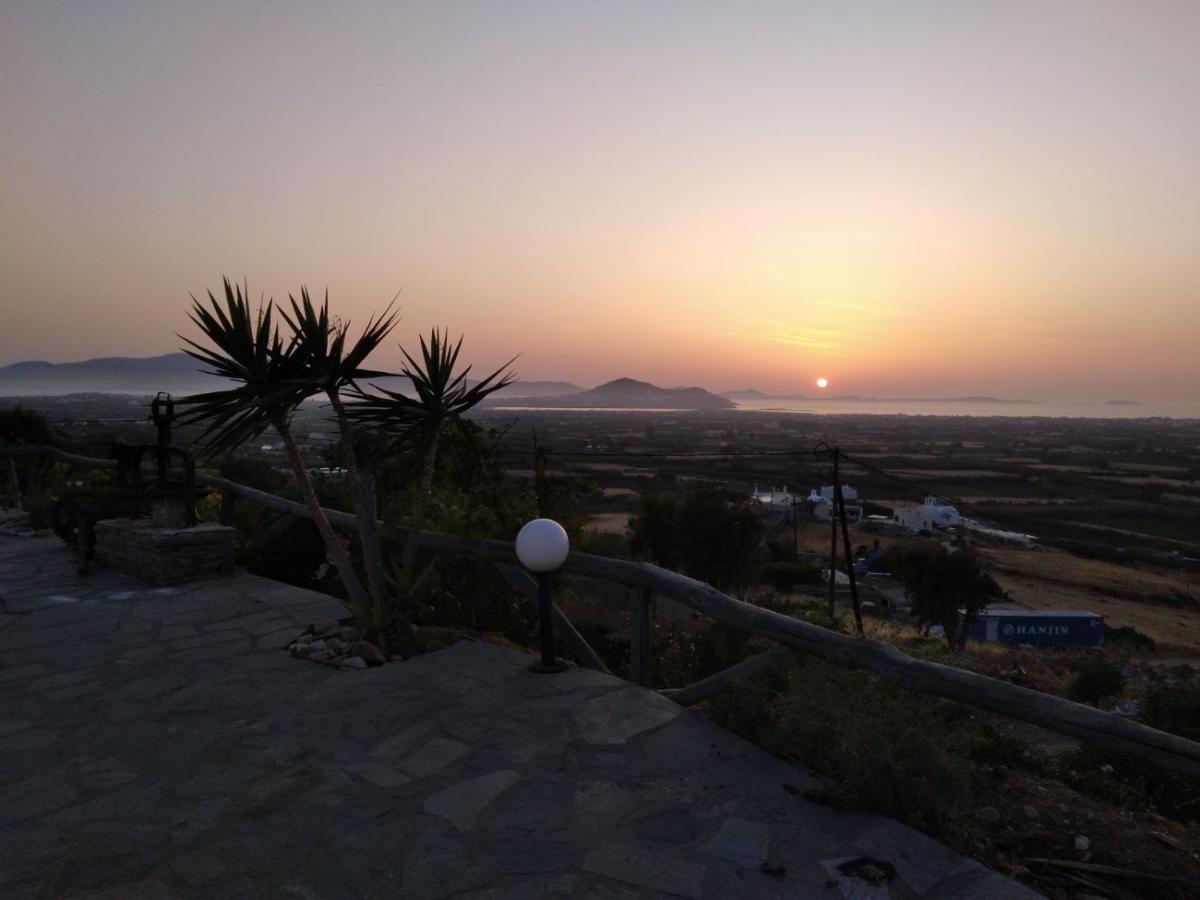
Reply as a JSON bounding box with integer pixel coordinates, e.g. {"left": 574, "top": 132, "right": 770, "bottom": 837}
{"left": 0, "top": 353, "right": 220, "bottom": 396}
{"left": 495, "top": 377, "right": 735, "bottom": 410}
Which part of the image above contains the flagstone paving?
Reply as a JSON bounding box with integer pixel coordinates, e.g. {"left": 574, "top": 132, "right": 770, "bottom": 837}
{"left": 0, "top": 535, "right": 1039, "bottom": 898}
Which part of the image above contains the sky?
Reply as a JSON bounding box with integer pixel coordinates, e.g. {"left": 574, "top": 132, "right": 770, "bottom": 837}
{"left": 2, "top": 1, "right": 1198, "bottom": 400}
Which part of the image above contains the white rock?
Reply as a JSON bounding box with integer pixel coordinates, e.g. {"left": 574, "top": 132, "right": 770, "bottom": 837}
{"left": 1074, "top": 835, "right": 1090, "bottom": 851}
{"left": 341, "top": 657, "right": 368, "bottom": 669}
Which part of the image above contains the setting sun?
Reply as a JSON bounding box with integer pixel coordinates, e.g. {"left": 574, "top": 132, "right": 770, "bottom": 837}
{"left": 816, "top": 377, "right": 829, "bottom": 389}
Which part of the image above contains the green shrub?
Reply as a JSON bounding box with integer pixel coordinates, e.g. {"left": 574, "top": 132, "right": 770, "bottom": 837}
{"left": 1068, "top": 657, "right": 1126, "bottom": 704}
{"left": 1058, "top": 745, "right": 1200, "bottom": 822}
{"left": 20, "top": 485, "right": 54, "bottom": 529}
{"left": 1142, "top": 682, "right": 1200, "bottom": 741}
{"left": 1104, "top": 624, "right": 1157, "bottom": 653}
{"left": 762, "top": 560, "right": 821, "bottom": 591}
{"left": 709, "top": 659, "right": 974, "bottom": 833}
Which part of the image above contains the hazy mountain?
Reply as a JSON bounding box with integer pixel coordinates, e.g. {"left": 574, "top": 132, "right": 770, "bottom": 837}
{"left": 354, "top": 376, "right": 583, "bottom": 399}
{"left": 722, "top": 388, "right": 772, "bottom": 400}
{"left": 0, "top": 353, "right": 585, "bottom": 400}
{"left": 0, "top": 353, "right": 221, "bottom": 396}
{"left": 496, "top": 377, "right": 735, "bottom": 410}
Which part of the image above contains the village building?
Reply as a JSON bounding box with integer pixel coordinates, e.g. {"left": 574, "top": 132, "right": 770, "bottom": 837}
{"left": 892, "top": 496, "right": 961, "bottom": 533}
{"left": 807, "top": 484, "right": 864, "bottom": 524}
{"left": 751, "top": 484, "right": 797, "bottom": 509}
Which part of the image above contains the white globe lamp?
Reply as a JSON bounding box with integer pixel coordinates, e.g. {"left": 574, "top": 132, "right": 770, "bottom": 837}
{"left": 516, "top": 518, "right": 570, "bottom": 573}
{"left": 516, "top": 518, "right": 570, "bottom": 673}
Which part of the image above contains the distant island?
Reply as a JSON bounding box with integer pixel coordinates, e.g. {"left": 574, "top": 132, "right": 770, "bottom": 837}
{"left": 495, "top": 377, "right": 735, "bottom": 410}
{"left": 1105, "top": 399, "right": 1142, "bottom": 406}
{"left": 722, "top": 388, "right": 809, "bottom": 400}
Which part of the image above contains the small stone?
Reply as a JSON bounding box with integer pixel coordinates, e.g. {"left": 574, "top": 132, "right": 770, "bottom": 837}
{"left": 341, "top": 657, "right": 368, "bottom": 670}
{"left": 295, "top": 633, "right": 314, "bottom": 645}
{"left": 353, "top": 641, "right": 386, "bottom": 665}
{"left": 977, "top": 806, "right": 1001, "bottom": 825}
{"left": 309, "top": 639, "right": 327, "bottom": 653}
{"left": 389, "top": 654, "right": 405, "bottom": 663}
{"left": 329, "top": 655, "right": 345, "bottom": 667}
{"left": 294, "top": 644, "right": 317, "bottom": 659}
{"left": 1024, "top": 805, "right": 1039, "bottom": 820}
{"left": 1075, "top": 835, "right": 1091, "bottom": 851}
{"left": 314, "top": 620, "right": 340, "bottom": 637}
{"left": 340, "top": 626, "right": 360, "bottom": 640}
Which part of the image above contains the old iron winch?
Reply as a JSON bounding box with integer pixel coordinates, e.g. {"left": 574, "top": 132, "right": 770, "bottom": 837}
{"left": 51, "top": 391, "right": 203, "bottom": 574}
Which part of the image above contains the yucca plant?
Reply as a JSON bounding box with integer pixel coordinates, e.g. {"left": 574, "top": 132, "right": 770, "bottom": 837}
{"left": 349, "top": 330, "right": 515, "bottom": 594}
{"left": 280, "top": 287, "right": 399, "bottom": 600}
{"left": 177, "top": 278, "right": 372, "bottom": 612}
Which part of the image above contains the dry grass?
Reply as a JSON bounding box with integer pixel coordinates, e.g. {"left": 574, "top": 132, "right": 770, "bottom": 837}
{"left": 584, "top": 512, "right": 632, "bottom": 535}
{"left": 981, "top": 546, "right": 1192, "bottom": 598}
{"left": 599, "top": 487, "right": 638, "bottom": 497}
{"left": 1088, "top": 474, "right": 1193, "bottom": 487}
{"left": 1113, "top": 463, "right": 1190, "bottom": 474}
{"left": 889, "top": 469, "right": 1017, "bottom": 478}
{"left": 978, "top": 546, "right": 1200, "bottom": 655}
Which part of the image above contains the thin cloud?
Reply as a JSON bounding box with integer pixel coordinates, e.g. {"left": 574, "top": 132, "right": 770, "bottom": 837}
{"left": 730, "top": 325, "right": 844, "bottom": 352}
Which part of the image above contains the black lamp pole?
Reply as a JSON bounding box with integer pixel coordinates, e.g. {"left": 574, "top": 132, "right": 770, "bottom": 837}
{"left": 529, "top": 572, "right": 568, "bottom": 673}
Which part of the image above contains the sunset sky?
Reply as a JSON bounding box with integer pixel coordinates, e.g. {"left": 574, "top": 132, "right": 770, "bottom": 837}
{"left": 2, "top": 2, "right": 1197, "bottom": 400}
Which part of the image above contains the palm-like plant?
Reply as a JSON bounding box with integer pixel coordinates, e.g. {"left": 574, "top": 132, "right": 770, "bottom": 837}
{"left": 349, "top": 329, "right": 516, "bottom": 591}
{"left": 177, "top": 279, "right": 371, "bottom": 612}
{"left": 280, "top": 288, "right": 399, "bottom": 599}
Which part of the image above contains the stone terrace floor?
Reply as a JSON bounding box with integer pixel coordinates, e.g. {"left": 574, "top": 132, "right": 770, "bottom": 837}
{"left": 0, "top": 534, "right": 1039, "bottom": 899}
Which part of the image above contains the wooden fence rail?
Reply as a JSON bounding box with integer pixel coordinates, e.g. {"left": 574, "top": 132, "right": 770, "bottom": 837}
{"left": 5, "top": 444, "right": 1200, "bottom": 778}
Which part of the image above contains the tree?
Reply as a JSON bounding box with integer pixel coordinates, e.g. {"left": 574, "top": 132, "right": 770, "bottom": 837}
{"left": 628, "top": 492, "right": 680, "bottom": 570}
{"left": 887, "top": 543, "right": 1005, "bottom": 649}
{"left": 628, "top": 487, "right": 762, "bottom": 591}
{"left": 181, "top": 282, "right": 516, "bottom": 653}
{"left": 280, "top": 287, "right": 398, "bottom": 601}
{"left": 0, "top": 406, "right": 55, "bottom": 447}
{"left": 346, "top": 329, "right": 515, "bottom": 594}
{"left": 178, "top": 279, "right": 375, "bottom": 612}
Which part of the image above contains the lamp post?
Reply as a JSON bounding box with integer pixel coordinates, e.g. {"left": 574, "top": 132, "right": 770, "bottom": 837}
{"left": 516, "top": 518, "right": 570, "bottom": 673}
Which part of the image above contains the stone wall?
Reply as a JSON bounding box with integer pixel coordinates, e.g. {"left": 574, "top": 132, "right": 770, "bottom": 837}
{"left": 94, "top": 519, "right": 235, "bottom": 584}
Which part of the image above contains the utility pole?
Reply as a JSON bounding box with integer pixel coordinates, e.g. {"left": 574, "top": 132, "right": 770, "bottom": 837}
{"left": 835, "top": 475, "right": 864, "bottom": 636}
{"left": 827, "top": 451, "right": 838, "bottom": 617}
{"left": 815, "top": 444, "right": 865, "bottom": 636}
{"left": 792, "top": 496, "right": 799, "bottom": 558}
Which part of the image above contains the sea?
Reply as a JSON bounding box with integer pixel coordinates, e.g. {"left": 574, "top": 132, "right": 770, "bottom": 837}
{"left": 727, "top": 397, "right": 1200, "bottom": 420}
{"left": 493, "top": 398, "right": 1200, "bottom": 419}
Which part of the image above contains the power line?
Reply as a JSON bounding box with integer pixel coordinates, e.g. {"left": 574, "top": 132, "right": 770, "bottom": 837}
{"left": 489, "top": 447, "right": 806, "bottom": 459}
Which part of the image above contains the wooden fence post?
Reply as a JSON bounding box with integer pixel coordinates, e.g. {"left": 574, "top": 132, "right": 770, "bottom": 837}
{"left": 630, "top": 588, "right": 653, "bottom": 686}
{"left": 218, "top": 490, "right": 237, "bottom": 526}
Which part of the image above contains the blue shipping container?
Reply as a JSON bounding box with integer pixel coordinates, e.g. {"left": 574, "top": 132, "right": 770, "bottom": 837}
{"left": 967, "top": 609, "right": 1104, "bottom": 648}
